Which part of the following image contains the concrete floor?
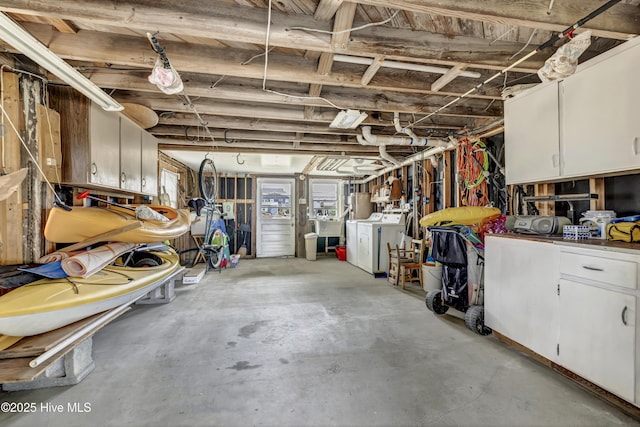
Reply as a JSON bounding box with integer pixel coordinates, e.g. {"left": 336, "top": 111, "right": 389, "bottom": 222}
{"left": 0, "top": 256, "right": 638, "bottom": 427}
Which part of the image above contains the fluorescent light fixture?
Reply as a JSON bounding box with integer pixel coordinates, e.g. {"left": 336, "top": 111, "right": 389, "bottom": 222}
{"left": 0, "top": 13, "right": 123, "bottom": 112}
{"left": 330, "top": 109, "right": 367, "bottom": 129}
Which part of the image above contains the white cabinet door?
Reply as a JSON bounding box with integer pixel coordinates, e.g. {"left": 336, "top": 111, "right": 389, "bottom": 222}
{"left": 558, "top": 279, "right": 636, "bottom": 402}
{"left": 484, "top": 236, "right": 560, "bottom": 361}
{"left": 119, "top": 116, "right": 142, "bottom": 193}
{"left": 141, "top": 131, "right": 158, "bottom": 196}
{"left": 561, "top": 40, "right": 640, "bottom": 177}
{"left": 89, "top": 103, "right": 120, "bottom": 188}
{"left": 504, "top": 82, "right": 560, "bottom": 184}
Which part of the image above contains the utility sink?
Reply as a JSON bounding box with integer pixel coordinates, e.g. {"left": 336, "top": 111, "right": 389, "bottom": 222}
{"left": 314, "top": 219, "right": 343, "bottom": 237}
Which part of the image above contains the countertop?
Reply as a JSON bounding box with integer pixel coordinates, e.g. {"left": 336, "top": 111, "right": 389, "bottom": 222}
{"left": 487, "top": 232, "right": 640, "bottom": 254}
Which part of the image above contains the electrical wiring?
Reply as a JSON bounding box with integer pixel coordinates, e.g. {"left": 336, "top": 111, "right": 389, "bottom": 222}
{"left": 408, "top": 0, "right": 623, "bottom": 130}
{"left": 456, "top": 137, "right": 490, "bottom": 207}
{"left": 261, "top": 5, "right": 398, "bottom": 110}
{"left": 287, "top": 10, "right": 401, "bottom": 35}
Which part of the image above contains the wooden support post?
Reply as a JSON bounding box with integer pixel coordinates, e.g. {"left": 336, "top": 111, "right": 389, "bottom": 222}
{"left": 534, "top": 183, "right": 556, "bottom": 216}
{"left": 589, "top": 178, "right": 605, "bottom": 210}
{"left": 443, "top": 151, "right": 454, "bottom": 208}
{"left": 0, "top": 71, "right": 23, "bottom": 265}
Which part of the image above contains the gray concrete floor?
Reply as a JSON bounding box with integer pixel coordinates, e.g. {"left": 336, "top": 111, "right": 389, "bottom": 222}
{"left": 1, "top": 256, "right": 639, "bottom": 427}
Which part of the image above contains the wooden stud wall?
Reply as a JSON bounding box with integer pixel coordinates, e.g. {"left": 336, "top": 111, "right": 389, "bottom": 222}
{"left": 218, "top": 175, "right": 255, "bottom": 258}
{"left": 0, "top": 71, "right": 23, "bottom": 265}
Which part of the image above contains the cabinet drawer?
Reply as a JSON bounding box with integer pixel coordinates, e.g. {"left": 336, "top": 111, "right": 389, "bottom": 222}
{"left": 559, "top": 251, "right": 637, "bottom": 289}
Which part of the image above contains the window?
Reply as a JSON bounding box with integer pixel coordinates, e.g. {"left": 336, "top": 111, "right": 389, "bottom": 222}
{"left": 160, "top": 168, "right": 179, "bottom": 208}
{"left": 310, "top": 179, "right": 341, "bottom": 218}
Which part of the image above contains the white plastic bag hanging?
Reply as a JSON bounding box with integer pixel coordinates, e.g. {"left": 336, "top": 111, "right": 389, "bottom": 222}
{"left": 538, "top": 30, "right": 592, "bottom": 82}
{"left": 148, "top": 57, "right": 184, "bottom": 95}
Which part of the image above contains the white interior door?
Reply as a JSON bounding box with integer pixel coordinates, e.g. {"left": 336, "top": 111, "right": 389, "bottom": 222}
{"left": 257, "top": 178, "right": 295, "bottom": 258}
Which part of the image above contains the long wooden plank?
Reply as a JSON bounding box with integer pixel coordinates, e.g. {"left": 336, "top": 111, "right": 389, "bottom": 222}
{"left": 0, "top": 0, "right": 556, "bottom": 70}
{"left": 56, "top": 221, "right": 142, "bottom": 253}
{"left": 0, "top": 71, "right": 23, "bottom": 266}
{"left": 0, "top": 310, "right": 118, "bottom": 359}
{"left": 35, "top": 104, "right": 62, "bottom": 184}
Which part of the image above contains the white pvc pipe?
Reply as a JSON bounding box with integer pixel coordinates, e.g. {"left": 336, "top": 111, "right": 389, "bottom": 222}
{"left": 333, "top": 54, "right": 482, "bottom": 79}
{"left": 393, "top": 112, "right": 419, "bottom": 141}
{"left": 29, "top": 267, "right": 184, "bottom": 368}
{"left": 29, "top": 304, "right": 133, "bottom": 368}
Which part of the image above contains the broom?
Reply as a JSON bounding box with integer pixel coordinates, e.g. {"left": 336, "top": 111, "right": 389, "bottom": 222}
{"left": 237, "top": 223, "right": 250, "bottom": 257}
{"left": 373, "top": 226, "right": 387, "bottom": 278}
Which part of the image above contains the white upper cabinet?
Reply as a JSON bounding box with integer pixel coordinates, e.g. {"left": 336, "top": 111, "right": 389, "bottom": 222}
{"left": 141, "top": 131, "right": 159, "bottom": 196}
{"left": 89, "top": 102, "right": 120, "bottom": 188}
{"left": 119, "top": 116, "right": 142, "bottom": 193}
{"left": 503, "top": 36, "right": 640, "bottom": 184}
{"left": 504, "top": 81, "right": 560, "bottom": 184}
{"left": 560, "top": 39, "right": 640, "bottom": 177}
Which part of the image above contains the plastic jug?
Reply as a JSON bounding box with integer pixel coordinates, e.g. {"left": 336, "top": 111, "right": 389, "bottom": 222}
{"left": 579, "top": 210, "right": 616, "bottom": 239}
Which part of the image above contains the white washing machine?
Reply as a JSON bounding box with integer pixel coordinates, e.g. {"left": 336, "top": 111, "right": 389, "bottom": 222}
{"left": 346, "top": 213, "right": 383, "bottom": 266}
{"left": 356, "top": 213, "right": 405, "bottom": 275}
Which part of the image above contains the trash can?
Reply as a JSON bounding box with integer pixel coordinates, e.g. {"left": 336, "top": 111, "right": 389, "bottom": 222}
{"left": 304, "top": 232, "right": 318, "bottom": 261}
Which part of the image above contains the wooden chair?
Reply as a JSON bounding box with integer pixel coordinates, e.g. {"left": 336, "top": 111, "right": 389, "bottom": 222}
{"left": 387, "top": 241, "right": 413, "bottom": 286}
{"left": 400, "top": 239, "right": 425, "bottom": 290}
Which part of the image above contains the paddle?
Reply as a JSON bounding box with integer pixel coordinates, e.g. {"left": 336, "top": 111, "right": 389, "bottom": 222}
{"left": 76, "top": 190, "right": 135, "bottom": 211}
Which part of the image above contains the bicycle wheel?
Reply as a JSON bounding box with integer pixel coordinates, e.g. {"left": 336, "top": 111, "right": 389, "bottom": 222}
{"left": 206, "top": 246, "right": 224, "bottom": 270}
{"left": 198, "top": 158, "right": 217, "bottom": 203}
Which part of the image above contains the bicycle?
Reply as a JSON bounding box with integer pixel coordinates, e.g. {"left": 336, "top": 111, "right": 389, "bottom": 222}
{"left": 181, "top": 157, "right": 226, "bottom": 272}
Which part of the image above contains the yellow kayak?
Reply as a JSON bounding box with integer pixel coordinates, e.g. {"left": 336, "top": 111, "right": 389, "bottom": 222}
{"left": 44, "top": 205, "right": 191, "bottom": 243}
{"left": 0, "top": 249, "right": 181, "bottom": 336}
{"left": 420, "top": 206, "right": 501, "bottom": 227}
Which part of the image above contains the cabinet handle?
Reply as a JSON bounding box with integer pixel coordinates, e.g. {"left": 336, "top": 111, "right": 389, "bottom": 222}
{"left": 582, "top": 265, "right": 603, "bottom": 272}
{"left": 552, "top": 154, "right": 559, "bottom": 168}
{"left": 121, "top": 172, "right": 126, "bottom": 183}
{"left": 621, "top": 306, "right": 628, "bottom": 326}
{"left": 634, "top": 137, "right": 640, "bottom": 155}
{"left": 141, "top": 178, "right": 146, "bottom": 187}
{"left": 91, "top": 163, "right": 97, "bottom": 175}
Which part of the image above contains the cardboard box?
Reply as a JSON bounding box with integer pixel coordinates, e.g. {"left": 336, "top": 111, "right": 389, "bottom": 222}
{"left": 182, "top": 265, "right": 206, "bottom": 284}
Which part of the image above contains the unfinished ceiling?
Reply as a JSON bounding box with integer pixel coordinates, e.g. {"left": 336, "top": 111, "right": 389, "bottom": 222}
{"left": 0, "top": 0, "right": 638, "bottom": 175}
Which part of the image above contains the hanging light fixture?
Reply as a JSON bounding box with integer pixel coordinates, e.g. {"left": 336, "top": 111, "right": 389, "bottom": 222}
{"left": 0, "top": 13, "right": 123, "bottom": 112}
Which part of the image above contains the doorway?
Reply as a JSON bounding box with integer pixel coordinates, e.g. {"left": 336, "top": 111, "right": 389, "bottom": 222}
{"left": 256, "top": 178, "right": 296, "bottom": 257}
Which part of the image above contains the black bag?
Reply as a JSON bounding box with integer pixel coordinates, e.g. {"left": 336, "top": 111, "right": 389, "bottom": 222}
{"left": 441, "top": 264, "right": 468, "bottom": 311}
{"left": 428, "top": 226, "right": 467, "bottom": 266}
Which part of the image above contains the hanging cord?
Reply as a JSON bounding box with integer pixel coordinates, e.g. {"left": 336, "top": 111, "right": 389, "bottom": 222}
{"left": 409, "top": 0, "right": 623, "bottom": 129}
{"left": 260, "top": 4, "right": 397, "bottom": 110}
{"left": 147, "top": 33, "right": 216, "bottom": 145}
{"left": 287, "top": 10, "right": 401, "bottom": 35}
{"left": 0, "top": 102, "right": 65, "bottom": 206}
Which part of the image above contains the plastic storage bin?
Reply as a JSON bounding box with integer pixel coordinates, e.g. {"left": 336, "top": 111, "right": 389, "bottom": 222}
{"left": 304, "top": 232, "right": 318, "bottom": 261}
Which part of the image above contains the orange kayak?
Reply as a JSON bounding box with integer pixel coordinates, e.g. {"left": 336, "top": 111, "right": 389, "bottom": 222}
{"left": 44, "top": 205, "right": 191, "bottom": 243}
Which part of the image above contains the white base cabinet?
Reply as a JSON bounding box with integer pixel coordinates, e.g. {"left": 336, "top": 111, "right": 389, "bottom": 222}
{"left": 558, "top": 279, "right": 636, "bottom": 402}
{"left": 485, "top": 235, "right": 639, "bottom": 406}
{"left": 485, "top": 237, "right": 559, "bottom": 361}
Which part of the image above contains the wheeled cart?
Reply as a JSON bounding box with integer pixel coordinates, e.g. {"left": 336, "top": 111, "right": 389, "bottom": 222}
{"left": 424, "top": 225, "right": 491, "bottom": 335}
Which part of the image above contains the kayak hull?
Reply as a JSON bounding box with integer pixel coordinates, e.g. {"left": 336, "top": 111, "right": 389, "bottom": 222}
{"left": 420, "top": 206, "right": 501, "bottom": 227}
{"left": 0, "top": 250, "right": 181, "bottom": 336}
{"left": 44, "top": 205, "right": 191, "bottom": 243}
